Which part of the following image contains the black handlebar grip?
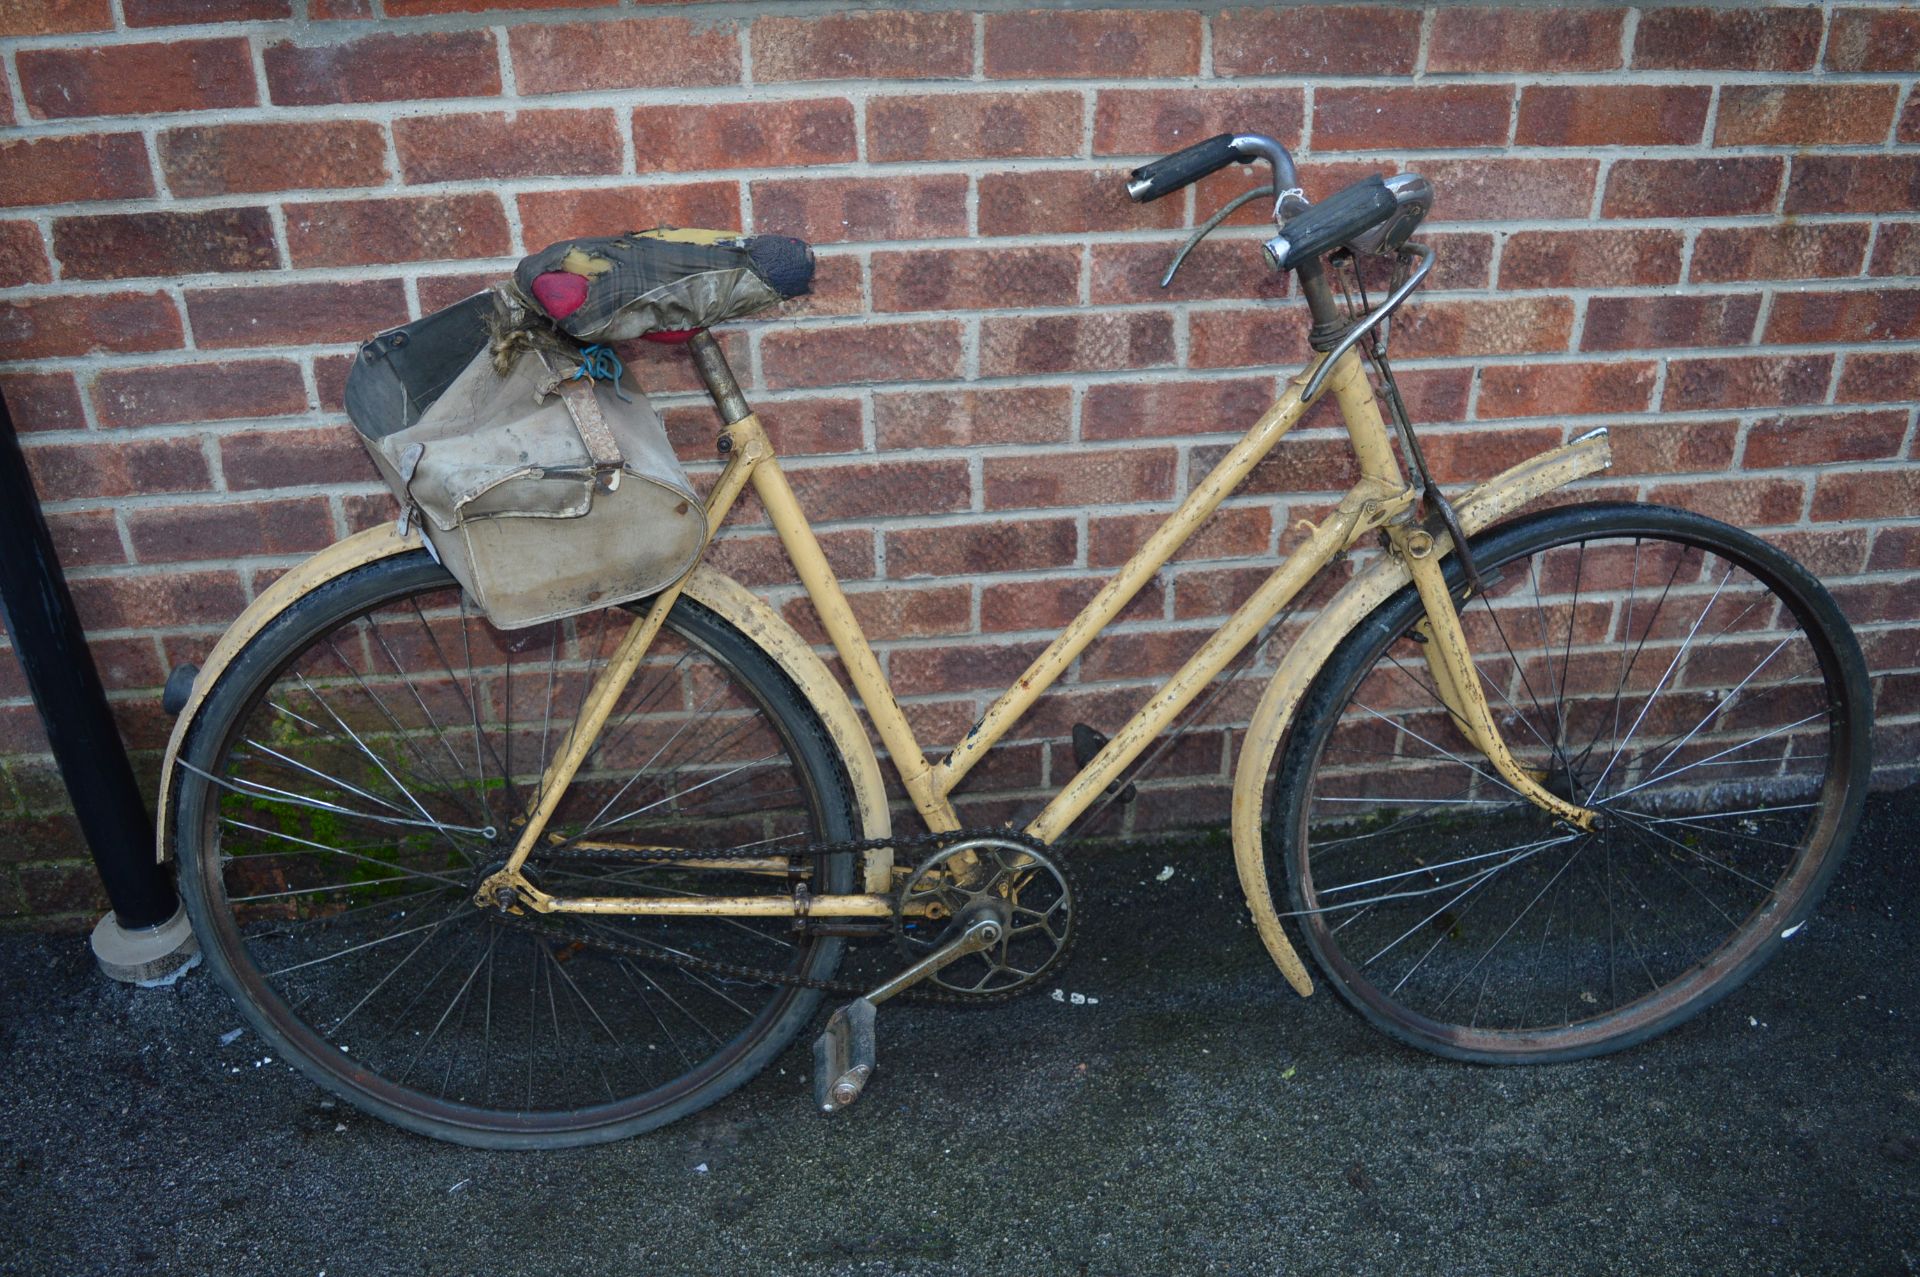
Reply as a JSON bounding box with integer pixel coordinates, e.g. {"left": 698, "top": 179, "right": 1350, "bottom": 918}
{"left": 1268, "top": 175, "right": 1400, "bottom": 270}
{"left": 1126, "top": 133, "right": 1242, "bottom": 202}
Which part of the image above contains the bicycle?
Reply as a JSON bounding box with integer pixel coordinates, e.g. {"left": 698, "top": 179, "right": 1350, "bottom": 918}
{"left": 154, "top": 132, "right": 1873, "bottom": 1149}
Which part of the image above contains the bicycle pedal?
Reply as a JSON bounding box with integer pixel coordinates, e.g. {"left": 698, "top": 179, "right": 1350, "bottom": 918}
{"left": 812, "top": 996, "right": 877, "bottom": 1114}
{"left": 1071, "top": 723, "right": 1136, "bottom": 804}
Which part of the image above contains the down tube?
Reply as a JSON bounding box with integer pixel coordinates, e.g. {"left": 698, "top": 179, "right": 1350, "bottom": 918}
{"left": 1025, "top": 498, "right": 1360, "bottom": 843}
{"left": 934, "top": 365, "right": 1325, "bottom": 797}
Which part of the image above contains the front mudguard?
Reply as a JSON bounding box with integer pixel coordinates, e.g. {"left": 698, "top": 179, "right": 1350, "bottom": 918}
{"left": 154, "top": 525, "right": 896, "bottom": 891}
{"left": 1227, "top": 428, "right": 1615, "bottom": 996}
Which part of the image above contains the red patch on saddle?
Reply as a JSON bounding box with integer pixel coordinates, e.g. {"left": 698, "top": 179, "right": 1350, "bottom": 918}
{"left": 640, "top": 329, "right": 702, "bottom": 344}
{"left": 530, "top": 271, "right": 588, "bottom": 320}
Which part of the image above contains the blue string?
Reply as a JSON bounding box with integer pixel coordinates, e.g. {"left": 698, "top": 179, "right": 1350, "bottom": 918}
{"left": 569, "top": 344, "right": 633, "bottom": 402}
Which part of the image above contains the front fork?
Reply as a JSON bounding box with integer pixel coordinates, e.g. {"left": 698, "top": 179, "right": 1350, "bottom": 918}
{"left": 1387, "top": 522, "right": 1600, "bottom": 832}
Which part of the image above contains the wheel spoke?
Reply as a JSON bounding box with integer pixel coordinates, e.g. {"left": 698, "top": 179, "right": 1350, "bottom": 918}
{"left": 1606, "top": 713, "right": 1823, "bottom": 802}
{"left": 181, "top": 760, "right": 492, "bottom": 838}
{"left": 577, "top": 675, "right": 737, "bottom": 836}
{"left": 266, "top": 905, "right": 480, "bottom": 978}
{"left": 368, "top": 614, "right": 495, "bottom": 827}
{"left": 1585, "top": 562, "right": 1734, "bottom": 803}
{"left": 1432, "top": 839, "right": 1588, "bottom": 1011}
{"left": 324, "top": 906, "right": 466, "bottom": 1036}
{"left": 315, "top": 640, "right": 490, "bottom": 831}
{"left": 1318, "top": 831, "right": 1582, "bottom": 899}
{"left": 583, "top": 753, "right": 784, "bottom": 838}
{"left": 1630, "top": 635, "right": 1794, "bottom": 783}
{"left": 1610, "top": 809, "right": 1777, "bottom": 893}
{"left": 242, "top": 737, "right": 417, "bottom": 818}
{"left": 1350, "top": 701, "right": 1525, "bottom": 801}
{"left": 394, "top": 928, "right": 498, "bottom": 1087}
{"left": 219, "top": 818, "right": 467, "bottom": 887}
{"left": 294, "top": 672, "right": 480, "bottom": 866}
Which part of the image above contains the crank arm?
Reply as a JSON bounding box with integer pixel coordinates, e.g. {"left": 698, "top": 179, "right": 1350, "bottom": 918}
{"left": 866, "top": 913, "right": 1003, "bottom": 1007}
{"left": 812, "top": 914, "right": 1004, "bottom": 1113}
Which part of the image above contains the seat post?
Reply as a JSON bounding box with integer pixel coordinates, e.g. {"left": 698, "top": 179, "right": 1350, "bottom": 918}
{"left": 687, "top": 330, "right": 752, "bottom": 425}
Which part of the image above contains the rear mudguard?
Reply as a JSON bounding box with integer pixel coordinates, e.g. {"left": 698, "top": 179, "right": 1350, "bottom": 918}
{"left": 1228, "top": 428, "right": 1614, "bottom": 996}
{"left": 154, "top": 524, "right": 895, "bottom": 892}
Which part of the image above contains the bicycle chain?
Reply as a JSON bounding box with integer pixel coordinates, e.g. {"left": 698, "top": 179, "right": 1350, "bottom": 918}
{"left": 494, "top": 827, "right": 1076, "bottom": 1006}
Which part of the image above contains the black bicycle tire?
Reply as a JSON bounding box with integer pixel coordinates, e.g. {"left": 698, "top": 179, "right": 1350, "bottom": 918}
{"left": 1270, "top": 502, "right": 1872, "bottom": 1063}
{"left": 171, "top": 551, "right": 858, "bottom": 1148}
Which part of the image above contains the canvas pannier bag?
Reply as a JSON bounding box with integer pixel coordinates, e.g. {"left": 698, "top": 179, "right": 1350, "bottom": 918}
{"left": 343, "top": 290, "right": 708, "bottom": 629}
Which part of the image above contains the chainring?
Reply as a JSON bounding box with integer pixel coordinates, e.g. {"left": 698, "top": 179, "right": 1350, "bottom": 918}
{"left": 892, "top": 834, "right": 1076, "bottom": 997}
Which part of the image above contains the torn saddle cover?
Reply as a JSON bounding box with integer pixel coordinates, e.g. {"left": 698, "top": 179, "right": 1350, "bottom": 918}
{"left": 513, "top": 227, "right": 816, "bottom": 342}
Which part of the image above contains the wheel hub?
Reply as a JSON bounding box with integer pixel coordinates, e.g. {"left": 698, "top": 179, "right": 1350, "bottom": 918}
{"left": 471, "top": 856, "right": 536, "bottom": 912}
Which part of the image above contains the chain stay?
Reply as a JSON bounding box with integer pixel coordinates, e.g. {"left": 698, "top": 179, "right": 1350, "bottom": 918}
{"left": 503, "top": 827, "right": 1068, "bottom": 1005}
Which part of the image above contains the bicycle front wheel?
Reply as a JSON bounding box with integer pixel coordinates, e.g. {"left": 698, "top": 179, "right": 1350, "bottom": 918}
{"left": 1269, "top": 502, "right": 1871, "bottom": 1062}
{"left": 171, "top": 550, "right": 857, "bottom": 1147}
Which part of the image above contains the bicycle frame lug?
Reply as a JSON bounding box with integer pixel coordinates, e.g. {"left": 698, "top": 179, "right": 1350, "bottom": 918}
{"left": 473, "top": 865, "right": 555, "bottom": 915}
{"left": 474, "top": 879, "right": 523, "bottom": 913}
{"left": 1340, "top": 478, "right": 1418, "bottom": 549}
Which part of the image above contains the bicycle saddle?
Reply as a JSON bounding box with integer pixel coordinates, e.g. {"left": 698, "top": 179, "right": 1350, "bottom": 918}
{"left": 514, "top": 227, "right": 815, "bottom": 343}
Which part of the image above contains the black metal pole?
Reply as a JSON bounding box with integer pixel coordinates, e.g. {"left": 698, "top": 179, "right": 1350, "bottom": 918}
{"left": 0, "top": 388, "right": 177, "bottom": 930}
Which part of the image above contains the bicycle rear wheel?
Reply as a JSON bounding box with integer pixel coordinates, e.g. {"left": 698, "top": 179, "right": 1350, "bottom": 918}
{"left": 1269, "top": 503, "right": 1871, "bottom": 1062}
{"left": 171, "top": 551, "right": 857, "bottom": 1147}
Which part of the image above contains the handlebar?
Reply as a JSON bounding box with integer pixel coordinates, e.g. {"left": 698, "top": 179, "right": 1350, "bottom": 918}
{"left": 1260, "top": 175, "right": 1399, "bottom": 272}
{"left": 1130, "top": 130, "right": 1430, "bottom": 284}
{"left": 1125, "top": 132, "right": 1301, "bottom": 210}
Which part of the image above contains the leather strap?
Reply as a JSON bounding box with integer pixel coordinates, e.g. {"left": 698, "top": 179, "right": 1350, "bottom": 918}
{"left": 394, "top": 442, "right": 426, "bottom": 535}
{"left": 557, "top": 379, "right": 625, "bottom": 481}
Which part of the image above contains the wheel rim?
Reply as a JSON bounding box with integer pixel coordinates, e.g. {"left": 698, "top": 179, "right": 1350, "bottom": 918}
{"left": 181, "top": 563, "right": 850, "bottom": 1138}
{"left": 1284, "top": 513, "right": 1862, "bottom": 1056}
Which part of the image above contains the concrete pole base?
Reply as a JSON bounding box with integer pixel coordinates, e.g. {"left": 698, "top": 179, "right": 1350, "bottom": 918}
{"left": 91, "top": 906, "right": 200, "bottom": 986}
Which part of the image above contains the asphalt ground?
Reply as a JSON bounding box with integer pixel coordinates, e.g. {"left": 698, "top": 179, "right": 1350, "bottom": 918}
{"left": 3, "top": 789, "right": 1917, "bottom": 1277}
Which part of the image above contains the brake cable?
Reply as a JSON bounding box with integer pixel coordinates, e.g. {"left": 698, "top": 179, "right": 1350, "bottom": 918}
{"left": 1159, "top": 184, "right": 1276, "bottom": 288}
{"left": 1339, "top": 250, "right": 1487, "bottom": 598}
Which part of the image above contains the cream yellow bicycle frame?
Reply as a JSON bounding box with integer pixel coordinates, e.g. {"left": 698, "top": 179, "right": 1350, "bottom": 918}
{"left": 157, "top": 335, "right": 1614, "bottom": 997}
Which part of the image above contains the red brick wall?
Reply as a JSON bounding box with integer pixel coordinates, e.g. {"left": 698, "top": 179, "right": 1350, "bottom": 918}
{"left": 1, "top": 3, "right": 1916, "bottom": 926}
